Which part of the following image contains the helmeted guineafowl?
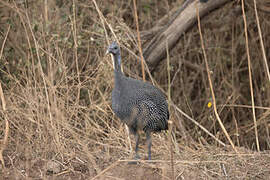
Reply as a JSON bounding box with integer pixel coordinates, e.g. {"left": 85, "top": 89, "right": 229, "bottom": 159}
{"left": 106, "top": 41, "right": 169, "bottom": 161}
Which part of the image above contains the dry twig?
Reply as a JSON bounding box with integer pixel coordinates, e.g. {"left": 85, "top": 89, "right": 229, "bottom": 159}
{"left": 253, "top": 0, "right": 270, "bottom": 83}
{"left": 0, "top": 25, "right": 10, "bottom": 168}
{"left": 166, "top": 40, "right": 175, "bottom": 180}
{"left": 241, "top": 0, "right": 260, "bottom": 152}
{"left": 196, "top": 4, "right": 237, "bottom": 153}
{"left": 133, "top": 0, "right": 145, "bottom": 81}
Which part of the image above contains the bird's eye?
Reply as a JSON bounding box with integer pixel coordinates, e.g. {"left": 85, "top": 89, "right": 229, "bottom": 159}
{"left": 114, "top": 47, "right": 117, "bottom": 50}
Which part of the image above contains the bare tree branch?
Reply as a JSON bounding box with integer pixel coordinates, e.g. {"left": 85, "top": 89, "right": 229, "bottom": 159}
{"left": 143, "top": 0, "right": 230, "bottom": 71}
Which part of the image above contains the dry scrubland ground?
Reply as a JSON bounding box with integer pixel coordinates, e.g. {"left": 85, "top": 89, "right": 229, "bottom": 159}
{"left": 0, "top": 0, "right": 270, "bottom": 179}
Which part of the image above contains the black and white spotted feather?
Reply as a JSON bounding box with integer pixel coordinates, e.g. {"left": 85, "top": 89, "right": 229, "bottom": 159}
{"left": 107, "top": 41, "right": 169, "bottom": 160}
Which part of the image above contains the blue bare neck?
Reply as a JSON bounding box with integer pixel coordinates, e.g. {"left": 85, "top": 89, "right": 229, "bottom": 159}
{"left": 113, "top": 52, "right": 124, "bottom": 85}
{"left": 113, "top": 52, "right": 122, "bottom": 73}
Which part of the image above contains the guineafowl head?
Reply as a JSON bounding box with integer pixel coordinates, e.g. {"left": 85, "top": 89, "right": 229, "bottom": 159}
{"left": 106, "top": 42, "right": 121, "bottom": 71}
{"left": 106, "top": 41, "right": 120, "bottom": 56}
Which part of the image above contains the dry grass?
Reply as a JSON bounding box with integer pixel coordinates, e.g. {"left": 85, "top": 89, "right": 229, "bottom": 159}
{"left": 0, "top": 0, "right": 269, "bottom": 179}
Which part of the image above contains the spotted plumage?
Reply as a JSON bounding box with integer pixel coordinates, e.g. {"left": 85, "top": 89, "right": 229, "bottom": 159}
{"left": 106, "top": 42, "right": 169, "bottom": 161}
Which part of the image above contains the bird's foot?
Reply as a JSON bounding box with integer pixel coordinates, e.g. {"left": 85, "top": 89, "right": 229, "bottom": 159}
{"left": 128, "top": 154, "right": 140, "bottom": 164}
{"left": 145, "top": 157, "right": 155, "bottom": 164}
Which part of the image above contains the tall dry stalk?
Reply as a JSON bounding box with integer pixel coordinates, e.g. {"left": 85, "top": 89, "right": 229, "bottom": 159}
{"left": 166, "top": 40, "right": 174, "bottom": 180}
{"left": 253, "top": 0, "right": 270, "bottom": 83}
{"left": 0, "top": 25, "right": 10, "bottom": 168}
{"left": 133, "top": 0, "right": 145, "bottom": 81}
{"left": 0, "top": 83, "right": 9, "bottom": 168}
{"left": 253, "top": 0, "right": 270, "bottom": 149}
{"left": 196, "top": 5, "right": 237, "bottom": 153}
{"left": 72, "top": 0, "right": 81, "bottom": 105}
{"left": 241, "top": 0, "right": 260, "bottom": 151}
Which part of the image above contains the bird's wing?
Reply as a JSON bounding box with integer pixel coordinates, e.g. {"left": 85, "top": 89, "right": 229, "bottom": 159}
{"left": 139, "top": 100, "right": 168, "bottom": 131}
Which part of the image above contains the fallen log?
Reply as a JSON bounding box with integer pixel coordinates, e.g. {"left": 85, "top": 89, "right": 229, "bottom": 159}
{"left": 142, "top": 0, "right": 231, "bottom": 71}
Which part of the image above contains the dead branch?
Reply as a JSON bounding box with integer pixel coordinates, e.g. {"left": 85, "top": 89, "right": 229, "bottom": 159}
{"left": 143, "top": 0, "right": 230, "bottom": 71}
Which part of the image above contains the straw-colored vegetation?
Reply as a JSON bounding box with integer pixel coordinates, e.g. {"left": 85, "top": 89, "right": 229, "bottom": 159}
{"left": 0, "top": 0, "right": 270, "bottom": 179}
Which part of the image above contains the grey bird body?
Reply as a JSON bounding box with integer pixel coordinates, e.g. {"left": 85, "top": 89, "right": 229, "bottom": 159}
{"left": 107, "top": 42, "right": 169, "bottom": 161}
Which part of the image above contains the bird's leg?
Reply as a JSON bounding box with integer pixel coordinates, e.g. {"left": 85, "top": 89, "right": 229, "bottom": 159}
{"left": 146, "top": 131, "right": 152, "bottom": 160}
{"left": 134, "top": 132, "right": 140, "bottom": 160}
{"left": 128, "top": 132, "right": 140, "bottom": 164}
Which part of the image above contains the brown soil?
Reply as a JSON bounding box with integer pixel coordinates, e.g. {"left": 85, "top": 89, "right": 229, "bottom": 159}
{"left": 2, "top": 142, "right": 270, "bottom": 179}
